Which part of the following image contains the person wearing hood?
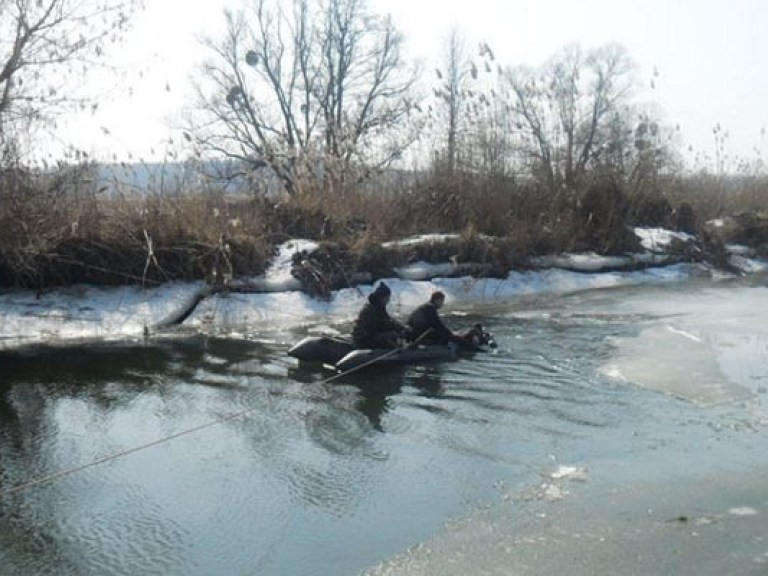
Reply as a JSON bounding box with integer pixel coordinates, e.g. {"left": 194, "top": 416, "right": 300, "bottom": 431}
{"left": 352, "top": 282, "right": 408, "bottom": 349}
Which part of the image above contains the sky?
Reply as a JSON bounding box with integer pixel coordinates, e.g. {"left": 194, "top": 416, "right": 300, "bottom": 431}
{"left": 56, "top": 0, "right": 768, "bottom": 168}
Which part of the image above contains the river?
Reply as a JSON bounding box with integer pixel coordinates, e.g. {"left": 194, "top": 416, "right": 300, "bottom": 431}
{"left": 1, "top": 275, "right": 767, "bottom": 575}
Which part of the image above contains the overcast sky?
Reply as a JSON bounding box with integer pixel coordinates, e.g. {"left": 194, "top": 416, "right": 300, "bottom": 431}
{"left": 57, "top": 0, "right": 768, "bottom": 168}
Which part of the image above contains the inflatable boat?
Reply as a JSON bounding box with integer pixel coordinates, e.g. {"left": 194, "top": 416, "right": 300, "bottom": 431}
{"left": 287, "top": 328, "right": 495, "bottom": 372}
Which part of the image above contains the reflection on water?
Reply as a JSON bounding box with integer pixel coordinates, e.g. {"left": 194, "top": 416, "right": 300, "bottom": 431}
{"left": 1, "top": 280, "right": 768, "bottom": 575}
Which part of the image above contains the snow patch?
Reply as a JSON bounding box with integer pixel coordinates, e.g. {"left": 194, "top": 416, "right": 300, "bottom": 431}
{"left": 634, "top": 227, "right": 692, "bottom": 252}
{"left": 0, "top": 230, "right": 765, "bottom": 350}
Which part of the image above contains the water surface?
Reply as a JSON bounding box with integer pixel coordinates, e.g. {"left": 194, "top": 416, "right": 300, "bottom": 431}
{"left": 1, "top": 277, "right": 767, "bottom": 575}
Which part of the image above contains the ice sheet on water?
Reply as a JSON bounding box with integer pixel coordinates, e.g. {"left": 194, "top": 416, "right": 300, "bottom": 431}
{"left": 601, "top": 324, "right": 754, "bottom": 406}
{"left": 547, "top": 465, "right": 588, "bottom": 480}
{"left": 600, "top": 282, "right": 768, "bottom": 408}
{"left": 729, "top": 507, "right": 759, "bottom": 516}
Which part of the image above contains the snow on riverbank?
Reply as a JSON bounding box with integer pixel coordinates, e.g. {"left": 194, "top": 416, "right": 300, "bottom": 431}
{"left": 0, "top": 230, "right": 765, "bottom": 350}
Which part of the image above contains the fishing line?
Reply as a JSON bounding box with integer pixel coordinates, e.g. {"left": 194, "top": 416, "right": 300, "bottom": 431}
{"left": 322, "top": 328, "right": 434, "bottom": 383}
{"left": 0, "top": 411, "right": 246, "bottom": 499}
{"left": 0, "top": 331, "right": 435, "bottom": 498}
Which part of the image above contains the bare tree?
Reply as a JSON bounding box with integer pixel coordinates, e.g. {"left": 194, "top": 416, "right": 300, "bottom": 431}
{"left": 430, "top": 34, "right": 503, "bottom": 175}
{"left": 0, "top": 0, "right": 142, "bottom": 154}
{"left": 438, "top": 29, "right": 470, "bottom": 174}
{"left": 502, "top": 43, "right": 636, "bottom": 191}
{"left": 188, "top": 0, "right": 420, "bottom": 195}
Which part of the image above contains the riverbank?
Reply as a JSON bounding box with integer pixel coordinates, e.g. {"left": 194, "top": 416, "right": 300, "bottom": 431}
{"left": 1, "top": 228, "right": 766, "bottom": 351}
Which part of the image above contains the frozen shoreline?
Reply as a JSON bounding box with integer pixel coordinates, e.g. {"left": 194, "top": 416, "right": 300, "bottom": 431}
{"left": 1, "top": 229, "right": 766, "bottom": 351}
{"left": 0, "top": 263, "right": 708, "bottom": 351}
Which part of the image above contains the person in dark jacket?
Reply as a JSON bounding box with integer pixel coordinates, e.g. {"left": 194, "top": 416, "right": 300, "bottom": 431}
{"left": 352, "top": 282, "right": 408, "bottom": 349}
{"left": 407, "top": 290, "right": 486, "bottom": 346}
{"left": 406, "top": 290, "right": 457, "bottom": 345}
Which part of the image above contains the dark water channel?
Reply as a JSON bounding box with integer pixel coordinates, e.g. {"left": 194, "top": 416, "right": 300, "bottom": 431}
{"left": 1, "top": 279, "right": 767, "bottom": 575}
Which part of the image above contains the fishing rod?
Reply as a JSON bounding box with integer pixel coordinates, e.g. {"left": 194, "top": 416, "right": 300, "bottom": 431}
{"left": 322, "top": 328, "right": 434, "bottom": 383}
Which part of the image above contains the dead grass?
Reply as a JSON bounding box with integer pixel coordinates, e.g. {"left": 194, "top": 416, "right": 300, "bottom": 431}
{"left": 1, "top": 161, "right": 767, "bottom": 290}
